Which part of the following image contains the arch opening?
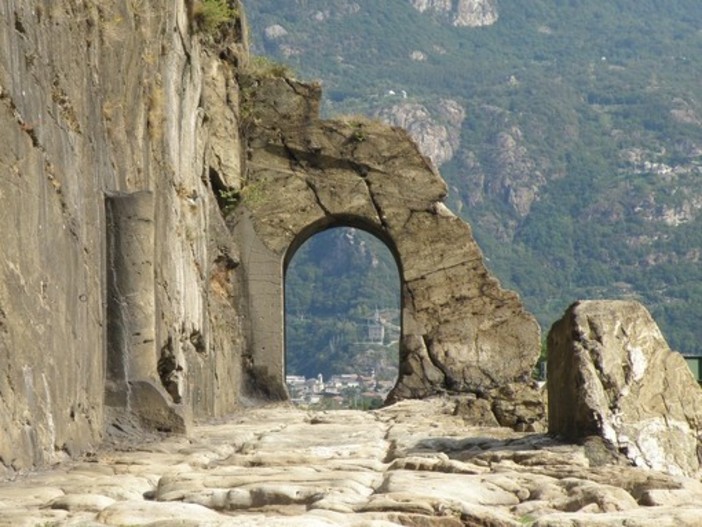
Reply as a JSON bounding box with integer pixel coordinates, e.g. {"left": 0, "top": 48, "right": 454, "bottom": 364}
{"left": 284, "top": 223, "right": 401, "bottom": 409}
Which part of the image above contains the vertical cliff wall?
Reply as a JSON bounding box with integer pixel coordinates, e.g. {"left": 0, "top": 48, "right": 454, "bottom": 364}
{"left": 0, "top": 0, "right": 247, "bottom": 474}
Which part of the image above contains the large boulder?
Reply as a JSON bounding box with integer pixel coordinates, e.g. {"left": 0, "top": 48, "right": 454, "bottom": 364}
{"left": 547, "top": 300, "right": 702, "bottom": 477}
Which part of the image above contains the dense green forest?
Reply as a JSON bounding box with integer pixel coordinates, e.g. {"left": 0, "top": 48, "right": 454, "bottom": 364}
{"left": 247, "top": 0, "right": 702, "bottom": 367}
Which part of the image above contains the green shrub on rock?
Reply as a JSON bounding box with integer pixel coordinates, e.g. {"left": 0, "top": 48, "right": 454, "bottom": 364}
{"left": 193, "top": 0, "right": 237, "bottom": 34}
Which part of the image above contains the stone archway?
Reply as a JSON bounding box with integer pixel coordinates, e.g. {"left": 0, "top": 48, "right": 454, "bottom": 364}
{"left": 232, "top": 77, "right": 540, "bottom": 402}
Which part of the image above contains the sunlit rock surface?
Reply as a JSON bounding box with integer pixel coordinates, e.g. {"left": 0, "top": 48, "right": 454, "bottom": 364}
{"left": 548, "top": 300, "right": 702, "bottom": 477}
{"left": 3, "top": 400, "right": 702, "bottom": 526}
{"left": 409, "top": 0, "right": 498, "bottom": 27}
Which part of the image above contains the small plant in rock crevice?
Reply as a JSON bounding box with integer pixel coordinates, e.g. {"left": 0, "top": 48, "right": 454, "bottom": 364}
{"left": 348, "top": 121, "right": 369, "bottom": 143}
{"left": 246, "top": 55, "right": 293, "bottom": 79}
{"left": 192, "top": 0, "right": 237, "bottom": 35}
{"left": 217, "top": 187, "right": 241, "bottom": 216}
{"left": 213, "top": 183, "right": 267, "bottom": 215}
{"left": 336, "top": 114, "right": 383, "bottom": 144}
{"left": 350, "top": 127, "right": 367, "bottom": 143}
{"left": 240, "top": 180, "right": 267, "bottom": 206}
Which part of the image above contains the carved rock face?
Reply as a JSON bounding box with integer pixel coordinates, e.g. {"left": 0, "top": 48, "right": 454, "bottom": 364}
{"left": 234, "top": 76, "right": 540, "bottom": 401}
{"left": 548, "top": 300, "right": 702, "bottom": 477}
{"left": 0, "top": 0, "right": 247, "bottom": 472}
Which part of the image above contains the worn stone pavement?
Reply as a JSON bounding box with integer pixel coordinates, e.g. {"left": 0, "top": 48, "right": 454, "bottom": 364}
{"left": 3, "top": 399, "right": 702, "bottom": 526}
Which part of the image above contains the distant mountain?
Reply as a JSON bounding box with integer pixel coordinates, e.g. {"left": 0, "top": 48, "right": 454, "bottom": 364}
{"left": 247, "top": 0, "right": 702, "bottom": 354}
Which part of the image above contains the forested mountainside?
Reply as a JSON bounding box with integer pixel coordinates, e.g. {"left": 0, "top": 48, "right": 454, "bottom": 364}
{"left": 286, "top": 228, "right": 400, "bottom": 380}
{"left": 248, "top": 0, "right": 702, "bottom": 357}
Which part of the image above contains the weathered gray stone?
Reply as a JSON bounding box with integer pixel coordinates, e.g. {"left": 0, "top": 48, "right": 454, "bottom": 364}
{"left": 56, "top": 473, "right": 155, "bottom": 502}
{"left": 532, "top": 508, "right": 702, "bottom": 527}
{"left": 202, "top": 51, "right": 243, "bottom": 192}
{"left": 96, "top": 500, "right": 228, "bottom": 525}
{"left": 410, "top": 0, "right": 499, "bottom": 27}
{"left": 488, "top": 382, "right": 547, "bottom": 432}
{"left": 46, "top": 493, "right": 116, "bottom": 513}
{"left": 234, "top": 75, "right": 540, "bottom": 403}
{"left": 0, "top": 0, "right": 247, "bottom": 472}
{"left": 452, "top": 395, "right": 501, "bottom": 427}
{"left": 370, "top": 469, "right": 521, "bottom": 509}
{"left": 105, "top": 192, "right": 186, "bottom": 431}
{"left": 453, "top": 0, "right": 499, "bottom": 27}
{"left": 0, "top": 509, "right": 69, "bottom": 527}
{"left": 105, "top": 191, "right": 157, "bottom": 402}
{"left": 548, "top": 300, "right": 702, "bottom": 477}
{"left": 550, "top": 478, "right": 638, "bottom": 513}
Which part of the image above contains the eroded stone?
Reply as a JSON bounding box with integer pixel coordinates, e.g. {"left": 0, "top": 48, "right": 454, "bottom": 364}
{"left": 235, "top": 74, "right": 540, "bottom": 404}
{"left": 548, "top": 300, "right": 702, "bottom": 477}
{"left": 3, "top": 402, "right": 702, "bottom": 525}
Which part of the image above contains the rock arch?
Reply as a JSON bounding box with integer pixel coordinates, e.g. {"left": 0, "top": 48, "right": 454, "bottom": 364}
{"left": 283, "top": 215, "right": 403, "bottom": 276}
{"left": 232, "top": 77, "right": 540, "bottom": 402}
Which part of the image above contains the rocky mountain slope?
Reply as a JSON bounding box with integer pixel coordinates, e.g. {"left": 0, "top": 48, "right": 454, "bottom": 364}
{"left": 246, "top": 0, "right": 702, "bottom": 353}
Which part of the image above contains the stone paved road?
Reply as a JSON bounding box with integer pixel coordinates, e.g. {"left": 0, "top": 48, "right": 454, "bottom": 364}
{"left": 2, "top": 399, "right": 702, "bottom": 526}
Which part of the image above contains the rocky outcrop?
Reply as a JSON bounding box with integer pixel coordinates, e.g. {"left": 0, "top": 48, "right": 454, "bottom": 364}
{"left": 461, "top": 123, "right": 546, "bottom": 218}
{"left": 453, "top": 383, "right": 547, "bottom": 431}
{"left": 548, "top": 300, "right": 702, "bottom": 477}
{"left": 489, "top": 126, "right": 546, "bottom": 217}
{"left": 453, "top": 0, "right": 499, "bottom": 27}
{"left": 410, "top": 0, "right": 498, "bottom": 27}
{"left": 375, "top": 99, "right": 465, "bottom": 168}
{"left": 234, "top": 73, "right": 539, "bottom": 402}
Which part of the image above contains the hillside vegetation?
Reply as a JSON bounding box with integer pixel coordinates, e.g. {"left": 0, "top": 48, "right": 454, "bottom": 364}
{"left": 285, "top": 228, "right": 400, "bottom": 379}
{"left": 247, "top": 0, "right": 702, "bottom": 357}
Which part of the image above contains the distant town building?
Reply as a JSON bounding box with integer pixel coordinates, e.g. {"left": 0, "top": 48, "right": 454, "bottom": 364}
{"left": 328, "top": 374, "right": 360, "bottom": 389}
{"left": 286, "top": 369, "right": 395, "bottom": 409}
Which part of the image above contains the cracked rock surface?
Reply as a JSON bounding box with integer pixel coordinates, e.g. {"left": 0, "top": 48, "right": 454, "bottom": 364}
{"left": 3, "top": 399, "right": 702, "bottom": 526}
{"left": 548, "top": 300, "right": 702, "bottom": 478}
{"left": 235, "top": 75, "right": 540, "bottom": 404}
